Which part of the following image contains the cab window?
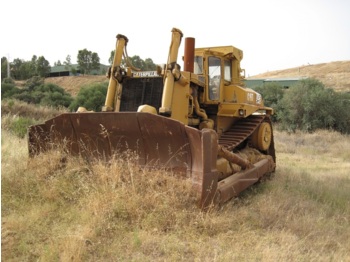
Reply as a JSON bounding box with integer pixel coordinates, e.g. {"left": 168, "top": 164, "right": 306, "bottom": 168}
{"left": 224, "top": 59, "right": 231, "bottom": 82}
{"left": 194, "top": 56, "right": 203, "bottom": 74}
{"left": 208, "top": 56, "right": 221, "bottom": 100}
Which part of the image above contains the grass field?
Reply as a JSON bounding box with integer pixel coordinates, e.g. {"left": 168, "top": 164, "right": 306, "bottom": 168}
{"left": 2, "top": 109, "right": 350, "bottom": 261}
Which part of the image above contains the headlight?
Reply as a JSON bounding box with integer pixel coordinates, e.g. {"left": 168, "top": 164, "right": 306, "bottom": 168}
{"left": 256, "top": 94, "right": 262, "bottom": 105}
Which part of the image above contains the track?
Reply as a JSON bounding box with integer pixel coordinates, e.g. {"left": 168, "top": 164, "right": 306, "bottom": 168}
{"left": 218, "top": 114, "right": 276, "bottom": 162}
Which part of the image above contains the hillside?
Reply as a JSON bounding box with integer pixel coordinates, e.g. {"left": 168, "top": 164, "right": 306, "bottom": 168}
{"left": 249, "top": 60, "right": 350, "bottom": 92}
{"left": 42, "top": 60, "right": 350, "bottom": 95}
{"left": 45, "top": 75, "right": 107, "bottom": 96}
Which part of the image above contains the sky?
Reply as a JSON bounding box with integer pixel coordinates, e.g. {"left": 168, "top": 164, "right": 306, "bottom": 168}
{"left": 1, "top": 0, "right": 349, "bottom": 76}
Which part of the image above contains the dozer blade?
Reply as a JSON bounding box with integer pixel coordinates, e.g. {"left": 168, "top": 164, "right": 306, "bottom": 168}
{"left": 28, "top": 112, "right": 276, "bottom": 209}
{"left": 28, "top": 112, "right": 218, "bottom": 209}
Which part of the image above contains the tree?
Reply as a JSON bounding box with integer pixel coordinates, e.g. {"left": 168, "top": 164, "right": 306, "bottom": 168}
{"left": 54, "top": 60, "right": 62, "bottom": 66}
{"left": 29, "top": 55, "right": 37, "bottom": 77}
{"left": 36, "top": 56, "right": 51, "bottom": 77}
{"left": 77, "top": 49, "right": 100, "bottom": 75}
{"left": 108, "top": 50, "right": 114, "bottom": 65}
{"left": 63, "top": 55, "right": 77, "bottom": 75}
{"left": 10, "top": 59, "right": 33, "bottom": 80}
{"left": 129, "top": 55, "right": 144, "bottom": 70}
{"left": 64, "top": 55, "right": 72, "bottom": 69}
{"left": 11, "top": 58, "right": 24, "bottom": 79}
{"left": 109, "top": 50, "right": 127, "bottom": 67}
{"left": 10, "top": 55, "right": 50, "bottom": 79}
{"left": 91, "top": 52, "right": 100, "bottom": 74}
{"left": 144, "top": 58, "right": 156, "bottom": 70}
{"left": 1, "top": 57, "right": 9, "bottom": 81}
{"left": 108, "top": 51, "right": 157, "bottom": 70}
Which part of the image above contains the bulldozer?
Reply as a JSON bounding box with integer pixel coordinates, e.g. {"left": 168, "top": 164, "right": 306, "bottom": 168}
{"left": 28, "top": 28, "right": 276, "bottom": 209}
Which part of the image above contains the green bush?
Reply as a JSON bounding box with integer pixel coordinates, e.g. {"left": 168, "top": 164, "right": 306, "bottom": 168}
{"left": 2, "top": 77, "right": 15, "bottom": 84}
{"left": 10, "top": 77, "right": 73, "bottom": 109}
{"left": 26, "top": 76, "right": 44, "bottom": 91}
{"left": 252, "top": 83, "right": 285, "bottom": 121}
{"left": 277, "top": 78, "right": 350, "bottom": 134}
{"left": 13, "top": 91, "right": 35, "bottom": 104}
{"left": 1, "top": 83, "right": 21, "bottom": 99}
{"left": 35, "top": 83, "right": 73, "bottom": 108}
{"left": 9, "top": 117, "right": 35, "bottom": 138}
{"left": 332, "top": 92, "right": 350, "bottom": 134}
{"left": 69, "top": 82, "right": 108, "bottom": 112}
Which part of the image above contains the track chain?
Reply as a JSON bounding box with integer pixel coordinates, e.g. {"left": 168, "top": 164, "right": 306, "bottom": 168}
{"left": 218, "top": 115, "right": 266, "bottom": 151}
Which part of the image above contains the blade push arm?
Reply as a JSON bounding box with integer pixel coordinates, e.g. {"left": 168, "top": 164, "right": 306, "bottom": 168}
{"left": 159, "top": 28, "right": 189, "bottom": 116}
{"left": 102, "top": 34, "right": 128, "bottom": 112}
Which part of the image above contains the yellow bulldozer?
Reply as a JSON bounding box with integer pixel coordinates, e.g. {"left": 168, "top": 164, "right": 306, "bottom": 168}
{"left": 28, "top": 28, "right": 276, "bottom": 209}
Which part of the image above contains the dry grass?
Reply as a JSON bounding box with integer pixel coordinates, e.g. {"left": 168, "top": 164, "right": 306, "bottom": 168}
{"left": 2, "top": 114, "right": 350, "bottom": 261}
{"left": 1, "top": 99, "right": 68, "bottom": 122}
{"left": 274, "top": 129, "right": 350, "bottom": 179}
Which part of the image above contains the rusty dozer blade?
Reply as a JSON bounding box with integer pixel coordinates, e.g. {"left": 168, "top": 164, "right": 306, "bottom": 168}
{"left": 28, "top": 112, "right": 275, "bottom": 209}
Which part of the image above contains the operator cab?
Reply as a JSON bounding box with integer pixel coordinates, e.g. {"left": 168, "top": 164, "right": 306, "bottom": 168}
{"left": 193, "top": 47, "right": 242, "bottom": 104}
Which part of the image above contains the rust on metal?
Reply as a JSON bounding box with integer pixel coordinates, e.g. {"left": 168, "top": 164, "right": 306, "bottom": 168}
{"left": 184, "top": 37, "right": 195, "bottom": 73}
{"left": 29, "top": 112, "right": 191, "bottom": 172}
{"left": 29, "top": 113, "right": 219, "bottom": 208}
{"left": 217, "top": 157, "right": 275, "bottom": 204}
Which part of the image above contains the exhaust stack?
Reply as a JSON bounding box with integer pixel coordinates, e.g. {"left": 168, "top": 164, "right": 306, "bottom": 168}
{"left": 184, "top": 37, "right": 195, "bottom": 73}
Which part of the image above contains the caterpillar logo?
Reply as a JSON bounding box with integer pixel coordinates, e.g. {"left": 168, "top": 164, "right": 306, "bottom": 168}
{"left": 132, "top": 71, "right": 159, "bottom": 77}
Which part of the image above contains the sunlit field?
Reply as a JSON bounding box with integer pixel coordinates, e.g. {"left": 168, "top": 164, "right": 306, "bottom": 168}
{"left": 2, "top": 107, "right": 349, "bottom": 261}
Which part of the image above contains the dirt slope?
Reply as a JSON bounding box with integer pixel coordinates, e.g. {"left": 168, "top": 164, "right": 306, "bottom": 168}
{"left": 45, "top": 75, "right": 107, "bottom": 96}
{"left": 249, "top": 60, "right": 350, "bottom": 92}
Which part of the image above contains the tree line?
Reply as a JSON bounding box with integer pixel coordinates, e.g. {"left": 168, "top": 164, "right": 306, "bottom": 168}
{"left": 1, "top": 50, "right": 157, "bottom": 81}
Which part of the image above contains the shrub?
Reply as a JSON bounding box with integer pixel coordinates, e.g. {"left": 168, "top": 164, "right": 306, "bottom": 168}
{"left": 9, "top": 116, "right": 35, "bottom": 138}
{"left": 69, "top": 82, "right": 108, "bottom": 112}
{"left": 13, "top": 91, "right": 35, "bottom": 104}
{"left": 1, "top": 83, "right": 21, "bottom": 99}
{"left": 2, "top": 77, "right": 15, "bottom": 84}
{"left": 332, "top": 92, "right": 350, "bottom": 134}
{"left": 26, "top": 76, "right": 44, "bottom": 91}
{"left": 10, "top": 77, "right": 73, "bottom": 109}
{"left": 252, "top": 83, "right": 285, "bottom": 121}
{"left": 277, "top": 78, "right": 350, "bottom": 134}
{"left": 35, "top": 83, "right": 73, "bottom": 108}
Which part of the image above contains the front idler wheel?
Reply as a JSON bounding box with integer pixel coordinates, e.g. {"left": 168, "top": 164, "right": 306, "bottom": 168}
{"left": 251, "top": 122, "right": 272, "bottom": 151}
